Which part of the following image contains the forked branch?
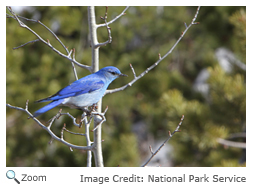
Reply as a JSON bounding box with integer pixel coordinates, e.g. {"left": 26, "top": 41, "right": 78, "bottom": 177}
{"left": 142, "top": 115, "right": 185, "bottom": 167}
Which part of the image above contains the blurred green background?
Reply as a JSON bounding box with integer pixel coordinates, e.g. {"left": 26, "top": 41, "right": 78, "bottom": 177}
{"left": 6, "top": 6, "right": 246, "bottom": 167}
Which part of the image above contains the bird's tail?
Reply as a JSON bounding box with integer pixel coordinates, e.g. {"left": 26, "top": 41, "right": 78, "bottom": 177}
{"left": 35, "top": 96, "right": 53, "bottom": 103}
{"left": 33, "top": 99, "right": 63, "bottom": 117}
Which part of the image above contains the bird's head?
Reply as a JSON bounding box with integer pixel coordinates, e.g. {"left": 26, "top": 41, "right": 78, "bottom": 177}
{"left": 98, "top": 66, "right": 127, "bottom": 81}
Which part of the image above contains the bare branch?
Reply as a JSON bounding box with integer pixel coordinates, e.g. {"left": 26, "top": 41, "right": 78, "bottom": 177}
{"left": 6, "top": 6, "right": 91, "bottom": 76}
{"left": 217, "top": 138, "right": 246, "bottom": 149}
{"left": 82, "top": 115, "right": 93, "bottom": 167}
{"left": 149, "top": 145, "right": 154, "bottom": 155}
{"left": 87, "top": 6, "right": 104, "bottom": 167}
{"left": 97, "top": 6, "right": 129, "bottom": 28}
{"left": 129, "top": 63, "right": 137, "bottom": 79}
{"left": 58, "top": 112, "right": 80, "bottom": 127}
{"left": 49, "top": 137, "right": 54, "bottom": 144}
{"left": 105, "top": 6, "right": 201, "bottom": 95}
{"left": 63, "top": 126, "right": 86, "bottom": 136}
{"left": 142, "top": 115, "right": 185, "bottom": 167}
{"left": 13, "top": 39, "right": 40, "bottom": 50}
{"left": 6, "top": 102, "right": 93, "bottom": 151}
{"left": 61, "top": 123, "right": 65, "bottom": 140}
{"left": 91, "top": 106, "right": 109, "bottom": 131}
{"left": 95, "top": 8, "right": 112, "bottom": 48}
{"left": 95, "top": 6, "right": 129, "bottom": 48}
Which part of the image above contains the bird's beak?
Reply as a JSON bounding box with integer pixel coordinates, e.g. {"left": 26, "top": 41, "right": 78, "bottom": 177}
{"left": 119, "top": 73, "right": 128, "bottom": 77}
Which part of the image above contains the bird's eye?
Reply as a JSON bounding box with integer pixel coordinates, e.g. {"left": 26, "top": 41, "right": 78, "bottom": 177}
{"left": 109, "top": 71, "right": 116, "bottom": 75}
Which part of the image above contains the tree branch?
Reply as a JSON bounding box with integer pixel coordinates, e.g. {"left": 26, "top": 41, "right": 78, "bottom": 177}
{"left": 95, "top": 7, "right": 112, "bottom": 48}
{"left": 97, "top": 6, "right": 129, "bottom": 28}
{"left": 12, "top": 39, "right": 40, "bottom": 50}
{"left": 6, "top": 6, "right": 91, "bottom": 76}
{"left": 83, "top": 116, "right": 93, "bottom": 167}
{"left": 142, "top": 115, "right": 185, "bottom": 167}
{"left": 105, "top": 6, "right": 201, "bottom": 95}
{"left": 94, "top": 6, "right": 129, "bottom": 48}
{"left": 87, "top": 6, "right": 104, "bottom": 167}
{"left": 57, "top": 110, "right": 97, "bottom": 167}
{"left": 6, "top": 101, "right": 93, "bottom": 151}
{"left": 217, "top": 138, "right": 246, "bottom": 149}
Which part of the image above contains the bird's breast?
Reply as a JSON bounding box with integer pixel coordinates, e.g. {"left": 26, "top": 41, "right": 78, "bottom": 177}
{"left": 61, "top": 88, "right": 106, "bottom": 109}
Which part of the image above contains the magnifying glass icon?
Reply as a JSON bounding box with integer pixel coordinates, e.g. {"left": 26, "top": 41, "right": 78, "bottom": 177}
{"left": 6, "top": 170, "right": 20, "bottom": 184}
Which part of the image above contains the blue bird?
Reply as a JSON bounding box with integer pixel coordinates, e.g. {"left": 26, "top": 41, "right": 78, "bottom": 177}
{"left": 33, "top": 66, "right": 127, "bottom": 117}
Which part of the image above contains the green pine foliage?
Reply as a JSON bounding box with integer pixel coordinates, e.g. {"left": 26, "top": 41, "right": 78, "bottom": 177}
{"left": 229, "top": 9, "right": 246, "bottom": 63}
{"left": 156, "top": 8, "right": 246, "bottom": 167}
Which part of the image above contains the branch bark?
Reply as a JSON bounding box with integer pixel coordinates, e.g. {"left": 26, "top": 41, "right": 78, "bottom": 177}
{"left": 87, "top": 6, "right": 104, "bottom": 167}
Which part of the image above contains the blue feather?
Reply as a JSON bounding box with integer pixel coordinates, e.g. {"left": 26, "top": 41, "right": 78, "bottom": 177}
{"left": 34, "top": 99, "right": 64, "bottom": 117}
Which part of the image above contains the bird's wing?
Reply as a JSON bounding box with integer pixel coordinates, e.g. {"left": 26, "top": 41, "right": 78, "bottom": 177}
{"left": 37, "top": 77, "right": 105, "bottom": 102}
{"left": 33, "top": 99, "right": 64, "bottom": 117}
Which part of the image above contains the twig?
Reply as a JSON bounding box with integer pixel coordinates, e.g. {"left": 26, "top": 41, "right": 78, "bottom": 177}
{"left": 6, "top": 101, "right": 93, "bottom": 151}
{"left": 94, "top": 6, "right": 129, "bottom": 48}
{"left": 130, "top": 63, "right": 137, "bottom": 79}
{"left": 217, "top": 138, "right": 246, "bottom": 149}
{"left": 97, "top": 6, "right": 129, "bottom": 28}
{"left": 184, "top": 22, "right": 188, "bottom": 28}
{"left": 105, "top": 6, "right": 201, "bottom": 95}
{"left": 61, "top": 124, "right": 66, "bottom": 140}
{"left": 13, "top": 39, "right": 40, "bottom": 50}
{"left": 95, "top": 7, "right": 112, "bottom": 47}
{"left": 142, "top": 115, "right": 184, "bottom": 167}
{"left": 149, "top": 145, "right": 154, "bottom": 155}
{"left": 63, "top": 126, "right": 86, "bottom": 136}
{"left": 48, "top": 137, "right": 54, "bottom": 144}
{"left": 91, "top": 106, "right": 109, "bottom": 131}
{"left": 58, "top": 112, "right": 80, "bottom": 127}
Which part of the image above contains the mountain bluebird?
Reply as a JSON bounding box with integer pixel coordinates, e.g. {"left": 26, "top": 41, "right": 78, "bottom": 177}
{"left": 33, "top": 66, "right": 127, "bottom": 117}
